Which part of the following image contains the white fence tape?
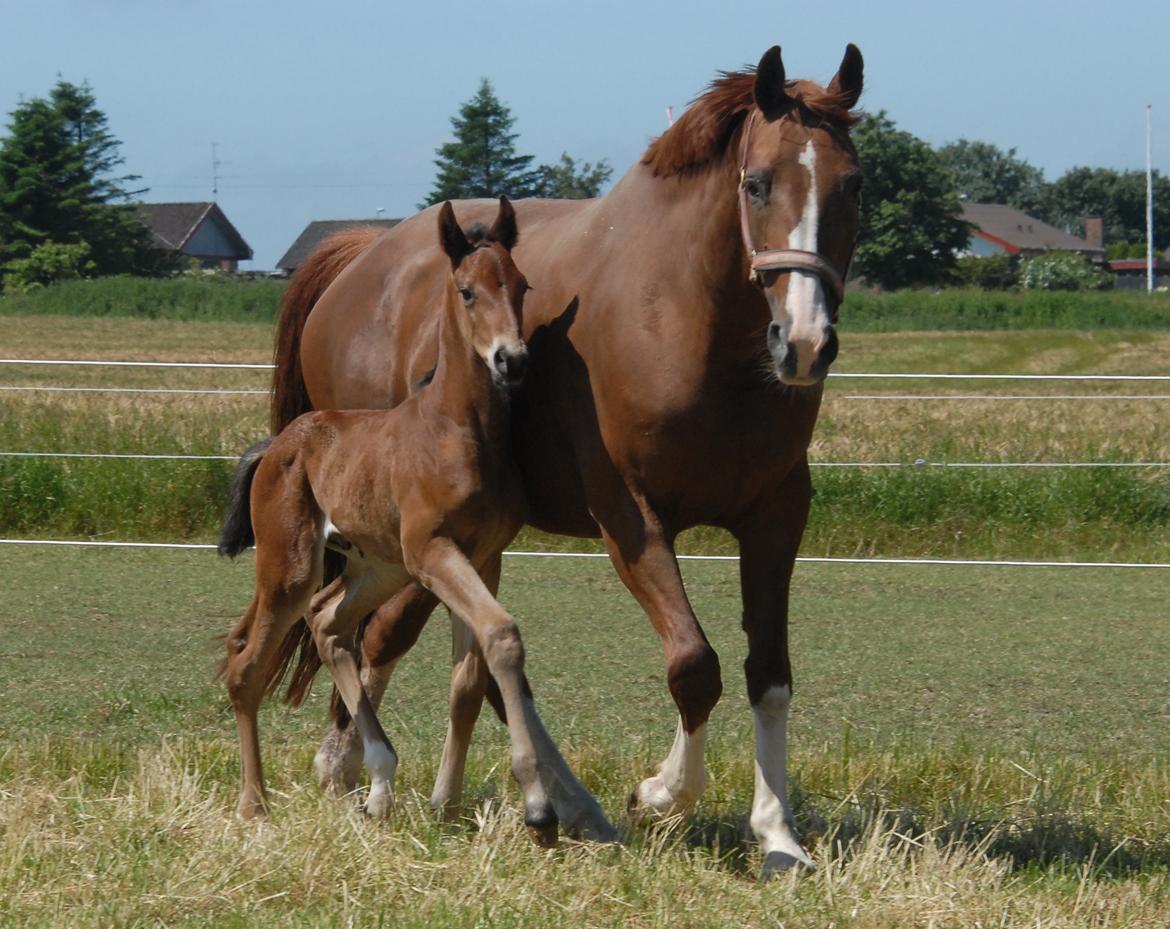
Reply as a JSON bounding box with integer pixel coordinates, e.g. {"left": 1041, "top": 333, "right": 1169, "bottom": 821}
{"left": 1, "top": 538, "right": 1167, "bottom": 569}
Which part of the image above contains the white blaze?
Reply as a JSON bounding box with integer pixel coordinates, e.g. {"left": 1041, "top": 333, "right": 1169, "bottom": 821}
{"left": 767, "top": 140, "right": 831, "bottom": 381}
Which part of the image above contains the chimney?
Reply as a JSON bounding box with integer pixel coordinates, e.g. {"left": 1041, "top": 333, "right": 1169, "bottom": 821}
{"left": 1083, "top": 216, "right": 1105, "bottom": 250}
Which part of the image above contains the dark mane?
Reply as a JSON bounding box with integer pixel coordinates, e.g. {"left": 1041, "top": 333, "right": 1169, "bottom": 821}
{"left": 643, "top": 68, "right": 861, "bottom": 178}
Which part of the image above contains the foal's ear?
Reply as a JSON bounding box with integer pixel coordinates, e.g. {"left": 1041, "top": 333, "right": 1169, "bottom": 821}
{"left": 754, "top": 46, "right": 791, "bottom": 122}
{"left": 827, "top": 43, "right": 864, "bottom": 110}
{"left": 438, "top": 201, "right": 473, "bottom": 265}
{"left": 488, "top": 195, "right": 519, "bottom": 252}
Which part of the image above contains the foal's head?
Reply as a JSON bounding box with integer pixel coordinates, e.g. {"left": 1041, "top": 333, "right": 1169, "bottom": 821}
{"left": 438, "top": 197, "right": 530, "bottom": 390}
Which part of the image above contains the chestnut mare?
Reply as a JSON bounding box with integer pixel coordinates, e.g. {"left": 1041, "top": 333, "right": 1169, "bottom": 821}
{"left": 219, "top": 198, "right": 614, "bottom": 843}
{"left": 272, "top": 45, "right": 863, "bottom": 873}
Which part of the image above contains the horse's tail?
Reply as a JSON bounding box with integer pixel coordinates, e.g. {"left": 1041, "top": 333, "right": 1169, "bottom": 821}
{"left": 218, "top": 437, "right": 273, "bottom": 558}
{"left": 271, "top": 227, "right": 383, "bottom": 434}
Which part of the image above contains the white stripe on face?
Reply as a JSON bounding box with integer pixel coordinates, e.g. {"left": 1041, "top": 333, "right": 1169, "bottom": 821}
{"left": 782, "top": 141, "right": 830, "bottom": 342}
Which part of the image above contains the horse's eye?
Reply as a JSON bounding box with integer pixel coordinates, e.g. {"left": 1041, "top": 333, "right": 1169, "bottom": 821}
{"left": 744, "top": 172, "right": 770, "bottom": 203}
{"left": 459, "top": 287, "right": 474, "bottom": 304}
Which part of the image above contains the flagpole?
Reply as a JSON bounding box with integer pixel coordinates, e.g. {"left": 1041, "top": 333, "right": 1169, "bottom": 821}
{"left": 1147, "top": 104, "right": 1154, "bottom": 293}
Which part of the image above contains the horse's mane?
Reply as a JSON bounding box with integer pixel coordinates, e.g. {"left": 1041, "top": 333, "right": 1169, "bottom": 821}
{"left": 643, "top": 69, "right": 861, "bottom": 178}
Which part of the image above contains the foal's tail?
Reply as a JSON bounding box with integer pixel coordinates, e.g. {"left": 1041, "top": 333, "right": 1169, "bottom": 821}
{"left": 271, "top": 226, "right": 383, "bottom": 434}
{"left": 218, "top": 437, "right": 273, "bottom": 557}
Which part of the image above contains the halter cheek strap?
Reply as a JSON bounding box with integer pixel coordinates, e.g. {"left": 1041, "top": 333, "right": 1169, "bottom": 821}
{"left": 737, "top": 114, "right": 849, "bottom": 314}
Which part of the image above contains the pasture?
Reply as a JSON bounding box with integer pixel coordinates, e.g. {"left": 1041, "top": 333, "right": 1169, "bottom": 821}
{"left": 1, "top": 313, "right": 1169, "bottom": 926}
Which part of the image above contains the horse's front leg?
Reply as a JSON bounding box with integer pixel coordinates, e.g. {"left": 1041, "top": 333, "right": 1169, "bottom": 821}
{"left": 735, "top": 460, "right": 816, "bottom": 875}
{"left": 408, "top": 536, "right": 617, "bottom": 846}
{"left": 313, "top": 582, "right": 436, "bottom": 798}
{"left": 594, "top": 489, "right": 722, "bottom": 819}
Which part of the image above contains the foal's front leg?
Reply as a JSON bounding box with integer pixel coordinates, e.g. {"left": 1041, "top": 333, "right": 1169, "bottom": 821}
{"left": 309, "top": 577, "right": 405, "bottom": 817}
{"left": 410, "top": 537, "right": 617, "bottom": 845}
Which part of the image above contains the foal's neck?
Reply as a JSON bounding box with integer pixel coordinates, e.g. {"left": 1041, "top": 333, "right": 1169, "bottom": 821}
{"left": 428, "top": 284, "right": 508, "bottom": 441}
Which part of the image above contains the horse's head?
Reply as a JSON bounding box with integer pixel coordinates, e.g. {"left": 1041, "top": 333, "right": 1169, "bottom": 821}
{"left": 438, "top": 196, "right": 530, "bottom": 390}
{"left": 740, "top": 44, "right": 863, "bottom": 386}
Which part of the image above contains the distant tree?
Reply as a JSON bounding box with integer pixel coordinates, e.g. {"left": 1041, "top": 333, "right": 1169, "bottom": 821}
{"left": 1041, "top": 166, "right": 1170, "bottom": 251}
{"left": 936, "top": 139, "right": 1047, "bottom": 214}
{"left": 0, "top": 79, "right": 166, "bottom": 287}
{"left": 851, "top": 111, "right": 969, "bottom": 289}
{"left": 952, "top": 254, "right": 1019, "bottom": 290}
{"left": 533, "top": 153, "right": 612, "bottom": 199}
{"left": 421, "top": 79, "right": 541, "bottom": 207}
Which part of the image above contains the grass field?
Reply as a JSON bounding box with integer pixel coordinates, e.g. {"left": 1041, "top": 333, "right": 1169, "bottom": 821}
{"left": 1, "top": 546, "right": 1168, "bottom": 927}
{"left": 2, "top": 313, "right": 1169, "bottom": 925}
{"left": 2, "top": 316, "right": 1169, "bottom": 561}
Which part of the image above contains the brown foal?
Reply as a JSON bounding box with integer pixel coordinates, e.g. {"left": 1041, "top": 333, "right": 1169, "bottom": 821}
{"left": 218, "top": 197, "right": 614, "bottom": 844}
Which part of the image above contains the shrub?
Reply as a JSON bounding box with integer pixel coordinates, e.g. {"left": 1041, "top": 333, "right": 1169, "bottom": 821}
{"left": 1020, "top": 252, "right": 1111, "bottom": 291}
{"left": 2, "top": 241, "right": 96, "bottom": 293}
{"left": 952, "top": 255, "right": 1018, "bottom": 290}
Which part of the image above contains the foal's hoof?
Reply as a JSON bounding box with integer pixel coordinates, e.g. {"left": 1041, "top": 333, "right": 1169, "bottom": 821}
{"left": 760, "top": 849, "right": 815, "bottom": 878}
{"left": 236, "top": 799, "right": 270, "bottom": 821}
{"left": 525, "top": 810, "right": 560, "bottom": 848}
{"left": 363, "top": 787, "right": 395, "bottom": 820}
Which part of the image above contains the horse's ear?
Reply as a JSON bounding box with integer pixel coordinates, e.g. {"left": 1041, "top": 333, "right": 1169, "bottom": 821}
{"left": 754, "top": 46, "right": 791, "bottom": 121}
{"left": 827, "top": 43, "right": 864, "bottom": 109}
{"left": 438, "top": 201, "right": 473, "bottom": 265}
{"left": 488, "top": 195, "right": 519, "bottom": 252}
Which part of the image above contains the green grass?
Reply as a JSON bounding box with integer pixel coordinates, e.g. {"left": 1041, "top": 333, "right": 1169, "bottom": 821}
{"left": 2, "top": 317, "right": 1169, "bottom": 562}
{"left": 1, "top": 547, "right": 1167, "bottom": 926}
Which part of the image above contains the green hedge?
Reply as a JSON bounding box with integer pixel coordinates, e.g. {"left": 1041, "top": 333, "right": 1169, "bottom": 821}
{"left": 841, "top": 288, "right": 1170, "bottom": 331}
{"left": 0, "top": 275, "right": 286, "bottom": 323}
{"left": 4, "top": 277, "right": 1170, "bottom": 331}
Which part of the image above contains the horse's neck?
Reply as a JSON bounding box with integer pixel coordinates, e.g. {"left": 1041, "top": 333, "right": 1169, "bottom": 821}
{"left": 428, "top": 292, "right": 507, "bottom": 440}
{"left": 606, "top": 161, "right": 759, "bottom": 332}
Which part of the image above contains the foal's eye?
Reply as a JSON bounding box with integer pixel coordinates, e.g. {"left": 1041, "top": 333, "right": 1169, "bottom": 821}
{"left": 459, "top": 287, "right": 474, "bottom": 304}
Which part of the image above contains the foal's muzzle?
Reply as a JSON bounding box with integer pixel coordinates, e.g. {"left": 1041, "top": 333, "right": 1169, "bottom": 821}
{"left": 767, "top": 320, "right": 838, "bottom": 386}
{"left": 492, "top": 345, "right": 529, "bottom": 389}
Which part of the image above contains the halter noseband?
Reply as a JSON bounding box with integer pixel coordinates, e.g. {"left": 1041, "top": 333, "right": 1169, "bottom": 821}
{"left": 737, "top": 114, "right": 848, "bottom": 313}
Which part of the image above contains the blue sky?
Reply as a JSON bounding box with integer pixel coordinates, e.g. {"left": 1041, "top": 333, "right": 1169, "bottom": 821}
{"left": 2, "top": 0, "right": 1167, "bottom": 269}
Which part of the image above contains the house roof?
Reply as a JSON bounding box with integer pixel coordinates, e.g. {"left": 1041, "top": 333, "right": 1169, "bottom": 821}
{"left": 137, "top": 202, "right": 253, "bottom": 260}
{"left": 961, "top": 202, "right": 1103, "bottom": 256}
{"left": 277, "top": 218, "right": 401, "bottom": 272}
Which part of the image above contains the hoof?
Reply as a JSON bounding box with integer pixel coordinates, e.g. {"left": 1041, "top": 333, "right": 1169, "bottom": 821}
{"left": 236, "top": 799, "right": 269, "bottom": 821}
{"left": 627, "top": 773, "right": 695, "bottom": 823}
{"left": 363, "top": 787, "right": 395, "bottom": 820}
{"left": 760, "top": 849, "right": 815, "bottom": 878}
{"left": 525, "top": 809, "right": 559, "bottom": 848}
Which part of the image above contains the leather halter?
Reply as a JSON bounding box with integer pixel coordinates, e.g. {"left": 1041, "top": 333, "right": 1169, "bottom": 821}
{"left": 737, "top": 114, "right": 847, "bottom": 313}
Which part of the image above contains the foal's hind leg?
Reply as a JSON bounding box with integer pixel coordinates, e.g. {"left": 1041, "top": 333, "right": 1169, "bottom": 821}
{"left": 224, "top": 585, "right": 315, "bottom": 819}
{"left": 314, "top": 582, "right": 436, "bottom": 795}
{"left": 309, "top": 571, "right": 409, "bottom": 818}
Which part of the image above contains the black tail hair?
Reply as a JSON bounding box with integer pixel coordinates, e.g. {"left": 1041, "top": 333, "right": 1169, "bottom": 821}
{"left": 218, "top": 437, "right": 273, "bottom": 557}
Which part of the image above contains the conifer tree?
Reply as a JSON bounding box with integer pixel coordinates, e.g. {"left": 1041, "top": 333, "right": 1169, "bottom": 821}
{"left": 0, "top": 79, "right": 165, "bottom": 287}
{"left": 421, "top": 79, "right": 540, "bottom": 207}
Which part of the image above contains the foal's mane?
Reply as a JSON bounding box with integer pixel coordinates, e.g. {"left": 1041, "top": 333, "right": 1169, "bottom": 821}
{"left": 643, "top": 68, "right": 861, "bottom": 178}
